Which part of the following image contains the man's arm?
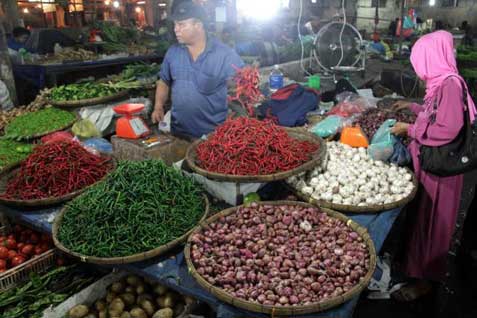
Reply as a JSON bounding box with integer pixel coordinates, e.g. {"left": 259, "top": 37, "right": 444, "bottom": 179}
{"left": 152, "top": 79, "right": 170, "bottom": 123}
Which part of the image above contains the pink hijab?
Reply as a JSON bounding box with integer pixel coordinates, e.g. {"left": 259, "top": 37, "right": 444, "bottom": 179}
{"left": 410, "top": 30, "right": 476, "bottom": 120}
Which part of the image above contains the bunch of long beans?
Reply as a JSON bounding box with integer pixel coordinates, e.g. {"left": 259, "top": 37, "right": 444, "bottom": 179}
{"left": 57, "top": 160, "right": 205, "bottom": 258}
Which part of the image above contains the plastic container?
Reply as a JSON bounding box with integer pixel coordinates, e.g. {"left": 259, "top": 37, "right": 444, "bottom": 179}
{"left": 308, "top": 75, "right": 321, "bottom": 90}
{"left": 269, "top": 64, "right": 284, "bottom": 93}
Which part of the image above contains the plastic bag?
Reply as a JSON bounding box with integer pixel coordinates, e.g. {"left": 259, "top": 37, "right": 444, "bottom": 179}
{"left": 82, "top": 138, "right": 113, "bottom": 154}
{"left": 368, "top": 119, "right": 397, "bottom": 161}
{"left": 340, "top": 126, "right": 369, "bottom": 148}
{"left": 72, "top": 119, "right": 101, "bottom": 139}
{"left": 328, "top": 92, "right": 375, "bottom": 118}
{"left": 41, "top": 131, "right": 74, "bottom": 144}
{"left": 389, "top": 138, "right": 411, "bottom": 166}
{"left": 310, "top": 115, "right": 344, "bottom": 138}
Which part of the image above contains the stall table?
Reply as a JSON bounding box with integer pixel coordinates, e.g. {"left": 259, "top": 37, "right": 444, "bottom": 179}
{"left": 0, "top": 202, "right": 400, "bottom": 318}
{"left": 12, "top": 54, "right": 163, "bottom": 89}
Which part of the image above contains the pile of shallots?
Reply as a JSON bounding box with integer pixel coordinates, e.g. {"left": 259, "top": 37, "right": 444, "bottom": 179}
{"left": 190, "top": 203, "right": 370, "bottom": 307}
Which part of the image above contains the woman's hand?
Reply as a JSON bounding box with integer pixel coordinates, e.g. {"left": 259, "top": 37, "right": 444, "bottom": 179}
{"left": 390, "top": 122, "right": 410, "bottom": 137}
{"left": 392, "top": 100, "right": 412, "bottom": 112}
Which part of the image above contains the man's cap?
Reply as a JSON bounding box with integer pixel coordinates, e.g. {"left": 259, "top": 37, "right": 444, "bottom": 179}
{"left": 170, "top": 2, "right": 207, "bottom": 23}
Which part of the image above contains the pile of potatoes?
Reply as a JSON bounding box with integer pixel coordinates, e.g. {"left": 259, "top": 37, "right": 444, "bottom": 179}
{"left": 68, "top": 274, "right": 195, "bottom": 318}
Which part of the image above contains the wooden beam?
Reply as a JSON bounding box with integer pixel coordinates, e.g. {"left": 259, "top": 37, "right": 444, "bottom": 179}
{"left": 0, "top": 23, "right": 18, "bottom": 106}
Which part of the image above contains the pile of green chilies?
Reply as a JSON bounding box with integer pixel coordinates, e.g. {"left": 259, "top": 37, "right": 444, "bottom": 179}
{"left": 3, "top": 108, "right": 76, "bottom": 140}
{"left": 0, "top": 140, "right": 33, "bottom": 170}
{"left": 58, "top": 160, "right": 205, "bottom": 258}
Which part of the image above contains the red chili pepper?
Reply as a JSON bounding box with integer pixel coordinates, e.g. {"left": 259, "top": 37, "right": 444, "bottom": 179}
{"left": 228, "top": 66, "right": 263, "bottom": 117}
{"left": 196, "top": 117, "right": 319, "bottom": 176}
{"left": 0, "top": 141, "right": 112, "bottom": 200}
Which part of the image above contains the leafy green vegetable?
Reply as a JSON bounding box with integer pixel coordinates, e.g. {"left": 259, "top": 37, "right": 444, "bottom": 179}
{"left": 50, "top": 82, "right": 120, "bottom": 101}
{"left": 3, "top": 108, "right": 76, "bottom": 140}
{"left": 0, "top": 140, "right": 33, "bottom": 169}
{"left": 121, "top": 62, "right": 161, "bottom": 80}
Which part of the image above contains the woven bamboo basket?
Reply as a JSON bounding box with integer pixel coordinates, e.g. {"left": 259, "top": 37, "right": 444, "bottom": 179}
{"left": 48, "top": 90, "right": 129, "bottom": 108}
{"left": 285, "top": 168, "right": 419, "bottom": 213}
{"left": 0, "top": 158, "right": 115, "bottom": 208}
{"left": 52, "top": 194, "right": 209, "bottom": 265}
{"left": 185, "top": 129, "right": 326, "bottom": 183}
{"left": 184, "top": 201, "right": 377, "bottom": 315}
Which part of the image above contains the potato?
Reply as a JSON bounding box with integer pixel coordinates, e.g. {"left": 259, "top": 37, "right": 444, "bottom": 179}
{"left": 135, "top": 284, "right": 146, "bottom": 295}
{"left": 109, "top": 298, "right": 125, "bottom": 314}
{"left": 126, "top": 275, "right": 142, "bottom": 287}
{"left": 153, "top": 284, "right": 168, "bottom": 296}
{"left": 183, "top": 296, "right": 195, "bottom": 305}
{"left": 98, "top": 310, "right": 108, "bottom": 318}
{"left": 152, "top": 308, "right": 173, "bottom": 318}
{"left": 125, "top": 286, "right": 135, "bottom": 294}
{"left": 139, "top": 299, "right": 155, "bottom": 316}
{"left": 136, "top": 293, "right": 154, "bottom": 304}
{"left": 119, "top": 293, "right": 136, "bottom": 306}
{"left": 95, "top": 300, "right": 107, "bottom": 312}
{"left": 120, "top": 313, "right": 132, "bottom": 318}
{"left": 111, "top": 282, "right": 126, "bottom": 294}
{"left": 106, "top": 291, "right": 117, "bottom": 303}
{"left": 130, "top": 307, "right": 148, "bottom": 318}
{"left": 68, "top": 304, "right": 90, "bottom": 318}
{"left": 157, "top": 293, "right": 175, "bottom": 308}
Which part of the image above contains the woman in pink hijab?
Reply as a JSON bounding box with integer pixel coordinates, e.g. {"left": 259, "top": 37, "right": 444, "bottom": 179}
{"left": 390, "top": 30, "right": 477, "bottom": 301}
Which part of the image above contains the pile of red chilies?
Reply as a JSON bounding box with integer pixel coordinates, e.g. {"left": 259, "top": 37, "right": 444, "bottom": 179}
{"left": 1, "top": 141, "right": 112, "bottom": 200}
{"left": 196, "top": 117, "right": 319, "bottom": 175}
{"left": 228, "top": 66, "right": 263, "bottom": 116}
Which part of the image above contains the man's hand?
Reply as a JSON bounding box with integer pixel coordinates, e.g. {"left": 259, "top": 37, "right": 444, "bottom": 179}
{"left": 392, "top": 100, "right": 412, "bottom": 112}
{"left": 151, "top": 107, "right": 164, "bottom": 124}
{"left": 390, "top": 122, "right": 410, "bottom": 137}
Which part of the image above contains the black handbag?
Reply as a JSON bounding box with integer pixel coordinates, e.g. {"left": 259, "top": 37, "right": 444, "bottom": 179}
{"left": 419, "top": 85, "right": 477, "bottom": 177}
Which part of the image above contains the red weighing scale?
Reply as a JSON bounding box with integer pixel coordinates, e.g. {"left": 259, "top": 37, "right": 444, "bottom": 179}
{"left": 113, "top": 103, "right": 151, "bottom": 139}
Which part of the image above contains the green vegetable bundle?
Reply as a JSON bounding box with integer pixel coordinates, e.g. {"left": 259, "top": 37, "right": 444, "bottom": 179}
{"left": 0, "top": 266, "right": 99, "bottom": 318}
{"left": 50, "top": 82, "right": 120, "bottom": 101}
{"left": 58, "top": 160, "right": 205, "bottom": 258}
{"left": 3, "top": 108, "right": 76, "bottom": 140}
{"left": 121, "top": 62, "right": 161, "bottom": 80}
{"left": 0, "top": 140, "right": 33, "bottom": 169}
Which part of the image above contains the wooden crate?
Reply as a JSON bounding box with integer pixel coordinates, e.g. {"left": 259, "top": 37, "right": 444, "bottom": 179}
{"left": 111, "top": 134, "right": 191, "bottom": 165}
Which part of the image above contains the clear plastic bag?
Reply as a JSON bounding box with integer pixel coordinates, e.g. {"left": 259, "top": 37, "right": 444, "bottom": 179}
{"left": 310, "top": 115, "right": 344, "bottom": 138}
{"left": 368, "top": 119, "right": 397, "bottom": 161}
{"left": 72, "top": 119, "right": 101, "bottom": 139}
{"left": 328, "top": 92, "right": 376, "bottom": 118}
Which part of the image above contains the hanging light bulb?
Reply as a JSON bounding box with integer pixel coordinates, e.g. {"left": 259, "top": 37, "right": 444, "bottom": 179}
{"left": 113, "top": 1, "right": 120, "bottom": 8}
{"left": 23, "top": 8, "right": 30, "bottom": 13}
{"left": 135, "top": 6, "right": 141, "bottom": 13}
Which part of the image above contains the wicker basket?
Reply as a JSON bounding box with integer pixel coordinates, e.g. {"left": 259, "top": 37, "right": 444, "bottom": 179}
{"left": 184, "top": 201, "right": 377, "bottom": 315}
{"left": 0, "top": 158, "right": 115, "bottom": 208}
{"left": 48, "top": 90, "right": 129, "bottom": 108}
{"left": 0, "top": 249, "right": 58, "bottom": 291}
{"left": 286, "top": 168, "right": 419, "bottom": 213}
{"left": 52, "top": 194, "right": 210, "bottom": 265}
{"left": 185, "top": 129, "right": 326, "bottom": 183}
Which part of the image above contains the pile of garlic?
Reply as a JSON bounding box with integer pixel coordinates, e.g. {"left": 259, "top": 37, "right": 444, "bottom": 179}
{"left": 288, "top": 142, "right": 415, "bottom": 206}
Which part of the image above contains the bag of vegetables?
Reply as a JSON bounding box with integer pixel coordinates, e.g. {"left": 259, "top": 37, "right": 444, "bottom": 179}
{"left": 368, "top": 119, "right": 397, "bottom": 162}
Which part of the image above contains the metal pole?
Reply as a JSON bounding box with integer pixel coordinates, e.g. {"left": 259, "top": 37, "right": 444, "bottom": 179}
{"left": 398, "top": 0, "right": 405, "bottom": 55}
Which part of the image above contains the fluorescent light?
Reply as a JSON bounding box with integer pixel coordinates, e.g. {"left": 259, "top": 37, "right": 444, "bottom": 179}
{"left": 158, "top": 3, "right": 167, "bottom": 7}
{"left": 237, "top": 0, "right": 284, "bottom": 21}
{"left": 137, "top": 1, "right": 145, "bottom": 4}
{"left": 429, "top": 0, "right": 436, "bottom": 6}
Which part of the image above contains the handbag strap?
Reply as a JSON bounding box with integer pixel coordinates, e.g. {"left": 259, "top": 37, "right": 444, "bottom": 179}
{"left": 430, "top": 76, "right": 469, "bottom": 124}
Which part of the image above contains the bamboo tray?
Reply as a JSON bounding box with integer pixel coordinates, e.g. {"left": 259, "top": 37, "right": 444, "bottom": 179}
{"left": 52, "top": 195, "right": 209, "bottom": 265}
{"left": 0, "top": 158, "right": 115, "bottom": 208}
{"left": 48, "top": 90, "right": 129, "bottom": 108}
{"left": 184, "top": 200, "right": 377, "bottom": 315}
{"left": 285, "top": 168, "right": 418, "bottom": 213}
{"left": 185, "top": 129, "right": 326, "bottom": 183}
